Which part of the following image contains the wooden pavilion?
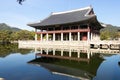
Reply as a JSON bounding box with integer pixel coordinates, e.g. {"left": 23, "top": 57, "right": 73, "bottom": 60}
{"left": 27, "top": 6, "right": 103, "bottom": 47}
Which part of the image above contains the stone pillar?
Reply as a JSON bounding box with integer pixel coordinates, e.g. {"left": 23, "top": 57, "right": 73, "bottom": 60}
{"left": 46, "top": 33, "right": 48, "bottom": 41}
{"left": 90, "top": 32, "right": 92, "bottom": 40}
{"left": 61, "top": 50, "right": 63, "bottom": 56}
{"left": 53, "top": 49, "right": 55, "bottom": 55}
{"left": 77, "top": 32, "right": 80, "bottom": 41}
{"left": 61, "top": 33, "right": 63, "bottom": 41}
{"left": 69, "top": 49, "right": 71, "bottom": 57}
{"left": 41, "top": 48, "right": 43, "bottom": 54}
{"left": 77, "top": 51, "right": 80, "bottom": 58}
{"left": 87, "top": 50, "right": 90, "bottom": 59}
{"left": 46, "top": 49, "right": 48, "bottom": 55}
{"left": 41, "top": 33, "right": 43, "bottom": 41}
{"left": 87, "top": 31, "right": 90, "bottom": 41}
{"left": 34, "top": 48, "right": 37, "bottom": 53}
{"left": 35, "top": 28, "right": 37, "bottom": 41}
{"left": 87, "top": 52, "right": 90, "bottom": 59}
{"left": 53, "top": 33, "right": 55, "bottom": 41}
{"left": 69, "top": 32, "right": 71, "bottom": 41}
{"left": 90, "top": 51, "right": 93, "bottom": 57}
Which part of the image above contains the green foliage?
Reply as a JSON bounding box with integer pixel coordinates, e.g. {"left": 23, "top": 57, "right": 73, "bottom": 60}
{"left": 14, "top": 30, "right": 35, "bottom": 40}
{"left": 0, "top": 23, "right": 34, "bottom": 43}
{"left": 0, "top": 30, "right": 35, "bottom": 43}
{"left": 100, "top": 26, "right": 120, "bottom": 40}
{"left": 0, "top": 30, "right": 12, "bottom": 43}
{"left": 100, "top": 30, "right": 109, "bottom": 40}
{"left": 0, "top": 44, "right": 32, "bottom": 57}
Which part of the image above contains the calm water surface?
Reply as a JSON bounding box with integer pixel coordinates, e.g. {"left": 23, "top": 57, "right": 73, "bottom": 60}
{"left": 0, "top": 44, "right": 120, "bottom": 80}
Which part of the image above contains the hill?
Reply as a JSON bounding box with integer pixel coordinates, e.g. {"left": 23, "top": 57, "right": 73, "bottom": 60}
{"left": 0, "top": 23, "right": 21, "bottom": 31}
{"left": 101, "top": 23, "right": 120, "bottom": 29}
{"left": 100, "top": 23, "right": 120, "bottom": 40}
{"left": 100, "top": 23, "right": 120, "bottom": 31}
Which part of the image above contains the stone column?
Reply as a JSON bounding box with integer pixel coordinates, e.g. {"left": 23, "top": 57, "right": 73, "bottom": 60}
{"left": 53, "top": 49, "right": 55, "bottom": 55}
{"left": 77, "top": 32, "right": 80, "bottom": 41}
{"left": 46, "top": 33, "right": 48, "bottom": 41}
{"left": 87, "top": 31, "right": 90, "bottom": 41}
{"left": 90, "top": 51, "right": 93, "bottom": 57}
{"left": 53, "top": 33, "right": 55, "bottom": 41}
{"left": 41, "top": 33, "right": 43, "bottom": 41}
{"left": 90, "top": 32, "right": 92, "bottom": 40}
{"left": 46, "top": 49, "right": 48, "bottom": 55}
{"left": 69, "top": 49, "right": 71, "bottom": 57}
{"left": 41, "top": 48, "right": 43, "bottom": 54}
{"left": 77, "top": 51, "right": 80, "bottom": 58}
{"left": 87, "top": 52, "right": 90, "bottom": 59}
{"left": 61, "top": 33, "right": 63, "bottom": 41}
{"left": 35, "top": 28, "right": 37, "bottom": 41}
{"left": 34, "top": 48, "right": 37, "bottom": 53}
{"left": 61, "top": 50, "right": 63, "bottom": 56}
{"left": 69, "top": 32, "right": 71, "bottom": 41}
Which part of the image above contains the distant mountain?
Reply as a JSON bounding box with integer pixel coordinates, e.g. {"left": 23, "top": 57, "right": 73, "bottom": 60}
{"left": 0, "top": 23, "right": 21, "bottom": 31}
{"left": 100, "top": 22, "right": 120, "bottom": 30}
{"left": 101, "top": 22, "right": 120, "bottom": 28}
{"left": 100, "top": 22, "right": 120, "bottom": 32}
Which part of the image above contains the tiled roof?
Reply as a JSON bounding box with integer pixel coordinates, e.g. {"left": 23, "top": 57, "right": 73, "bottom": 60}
{"left": 28, "top": 6, "right": 96, "bottom": 27}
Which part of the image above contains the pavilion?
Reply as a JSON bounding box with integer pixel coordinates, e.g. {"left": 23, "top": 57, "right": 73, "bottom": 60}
{"left": 26, "top": 6, "right": 103, "bottom": 47}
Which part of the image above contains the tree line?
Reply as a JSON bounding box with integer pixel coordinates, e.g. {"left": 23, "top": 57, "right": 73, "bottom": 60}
{"left": 0, "top": 30, "right": 35, "bottom": 44}
{"left": 0, "top": 44, "right": 32, "bottom": 57}
{"left": 100, "top": 25, "right": 120, "bottom": 40}
{"left": 0, "top": 25, "right": 120, "bottom": 44}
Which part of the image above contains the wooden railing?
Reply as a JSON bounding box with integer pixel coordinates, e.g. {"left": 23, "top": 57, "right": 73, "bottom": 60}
{"left": 36, "top": 29, "right": 90, "bottom": 34}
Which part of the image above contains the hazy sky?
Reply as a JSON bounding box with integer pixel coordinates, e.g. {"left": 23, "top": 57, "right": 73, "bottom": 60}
{"left": 0, "top": 0, "right": 120, "bottom": 31}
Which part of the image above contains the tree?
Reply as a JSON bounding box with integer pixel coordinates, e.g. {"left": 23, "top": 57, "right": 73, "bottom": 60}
{"left": 15, "top": 30, "right": 35, "bottom": 40}
{"left": 0, "top": 30, "right": 35, "bottom": 44}
{"left": 100, "top": 30, "right": 110, "bottom": 40}
{"left": 17, "top": 0, "right": 25, "bottom": 5}
{"left": 100, "top": 26, "right": 119, "bottom": 40}
{"left": 0, "top": 30, "right": 12, "bottom": 43}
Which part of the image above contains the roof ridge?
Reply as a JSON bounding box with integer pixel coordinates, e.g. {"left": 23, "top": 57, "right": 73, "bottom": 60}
{"left": 52, "top": 6, "right": 92, "bottom": 15}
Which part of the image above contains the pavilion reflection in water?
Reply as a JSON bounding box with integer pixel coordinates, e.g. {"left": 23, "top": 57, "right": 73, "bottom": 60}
{"left": 35, "top": 47, "right": 92, "bottom": 63}
{"left": 28, "top": 47, "right": 105, "bottom": 80}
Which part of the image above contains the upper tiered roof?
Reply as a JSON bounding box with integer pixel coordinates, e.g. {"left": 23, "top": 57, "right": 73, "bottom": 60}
{"left": 28, "top": 6, "right": 99, "bottom": 29}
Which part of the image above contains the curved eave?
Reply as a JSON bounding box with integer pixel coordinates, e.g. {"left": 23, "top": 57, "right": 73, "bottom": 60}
{"left": 28, "top": 15, "right": 96, "bottom": 29}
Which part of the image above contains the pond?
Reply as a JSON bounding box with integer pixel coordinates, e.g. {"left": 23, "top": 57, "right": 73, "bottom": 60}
{"left": 0, "top": 44, "right": 120, "bottom": 80}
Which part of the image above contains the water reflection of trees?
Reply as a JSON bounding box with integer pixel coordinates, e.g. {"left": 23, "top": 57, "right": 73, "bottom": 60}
{"left": 0, "top": 44, "right": 32, "bottom": 57}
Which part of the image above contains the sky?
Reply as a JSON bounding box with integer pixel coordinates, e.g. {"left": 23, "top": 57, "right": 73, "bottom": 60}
{"left": 0, "top": 0, "right": 120, "bottom": 31}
